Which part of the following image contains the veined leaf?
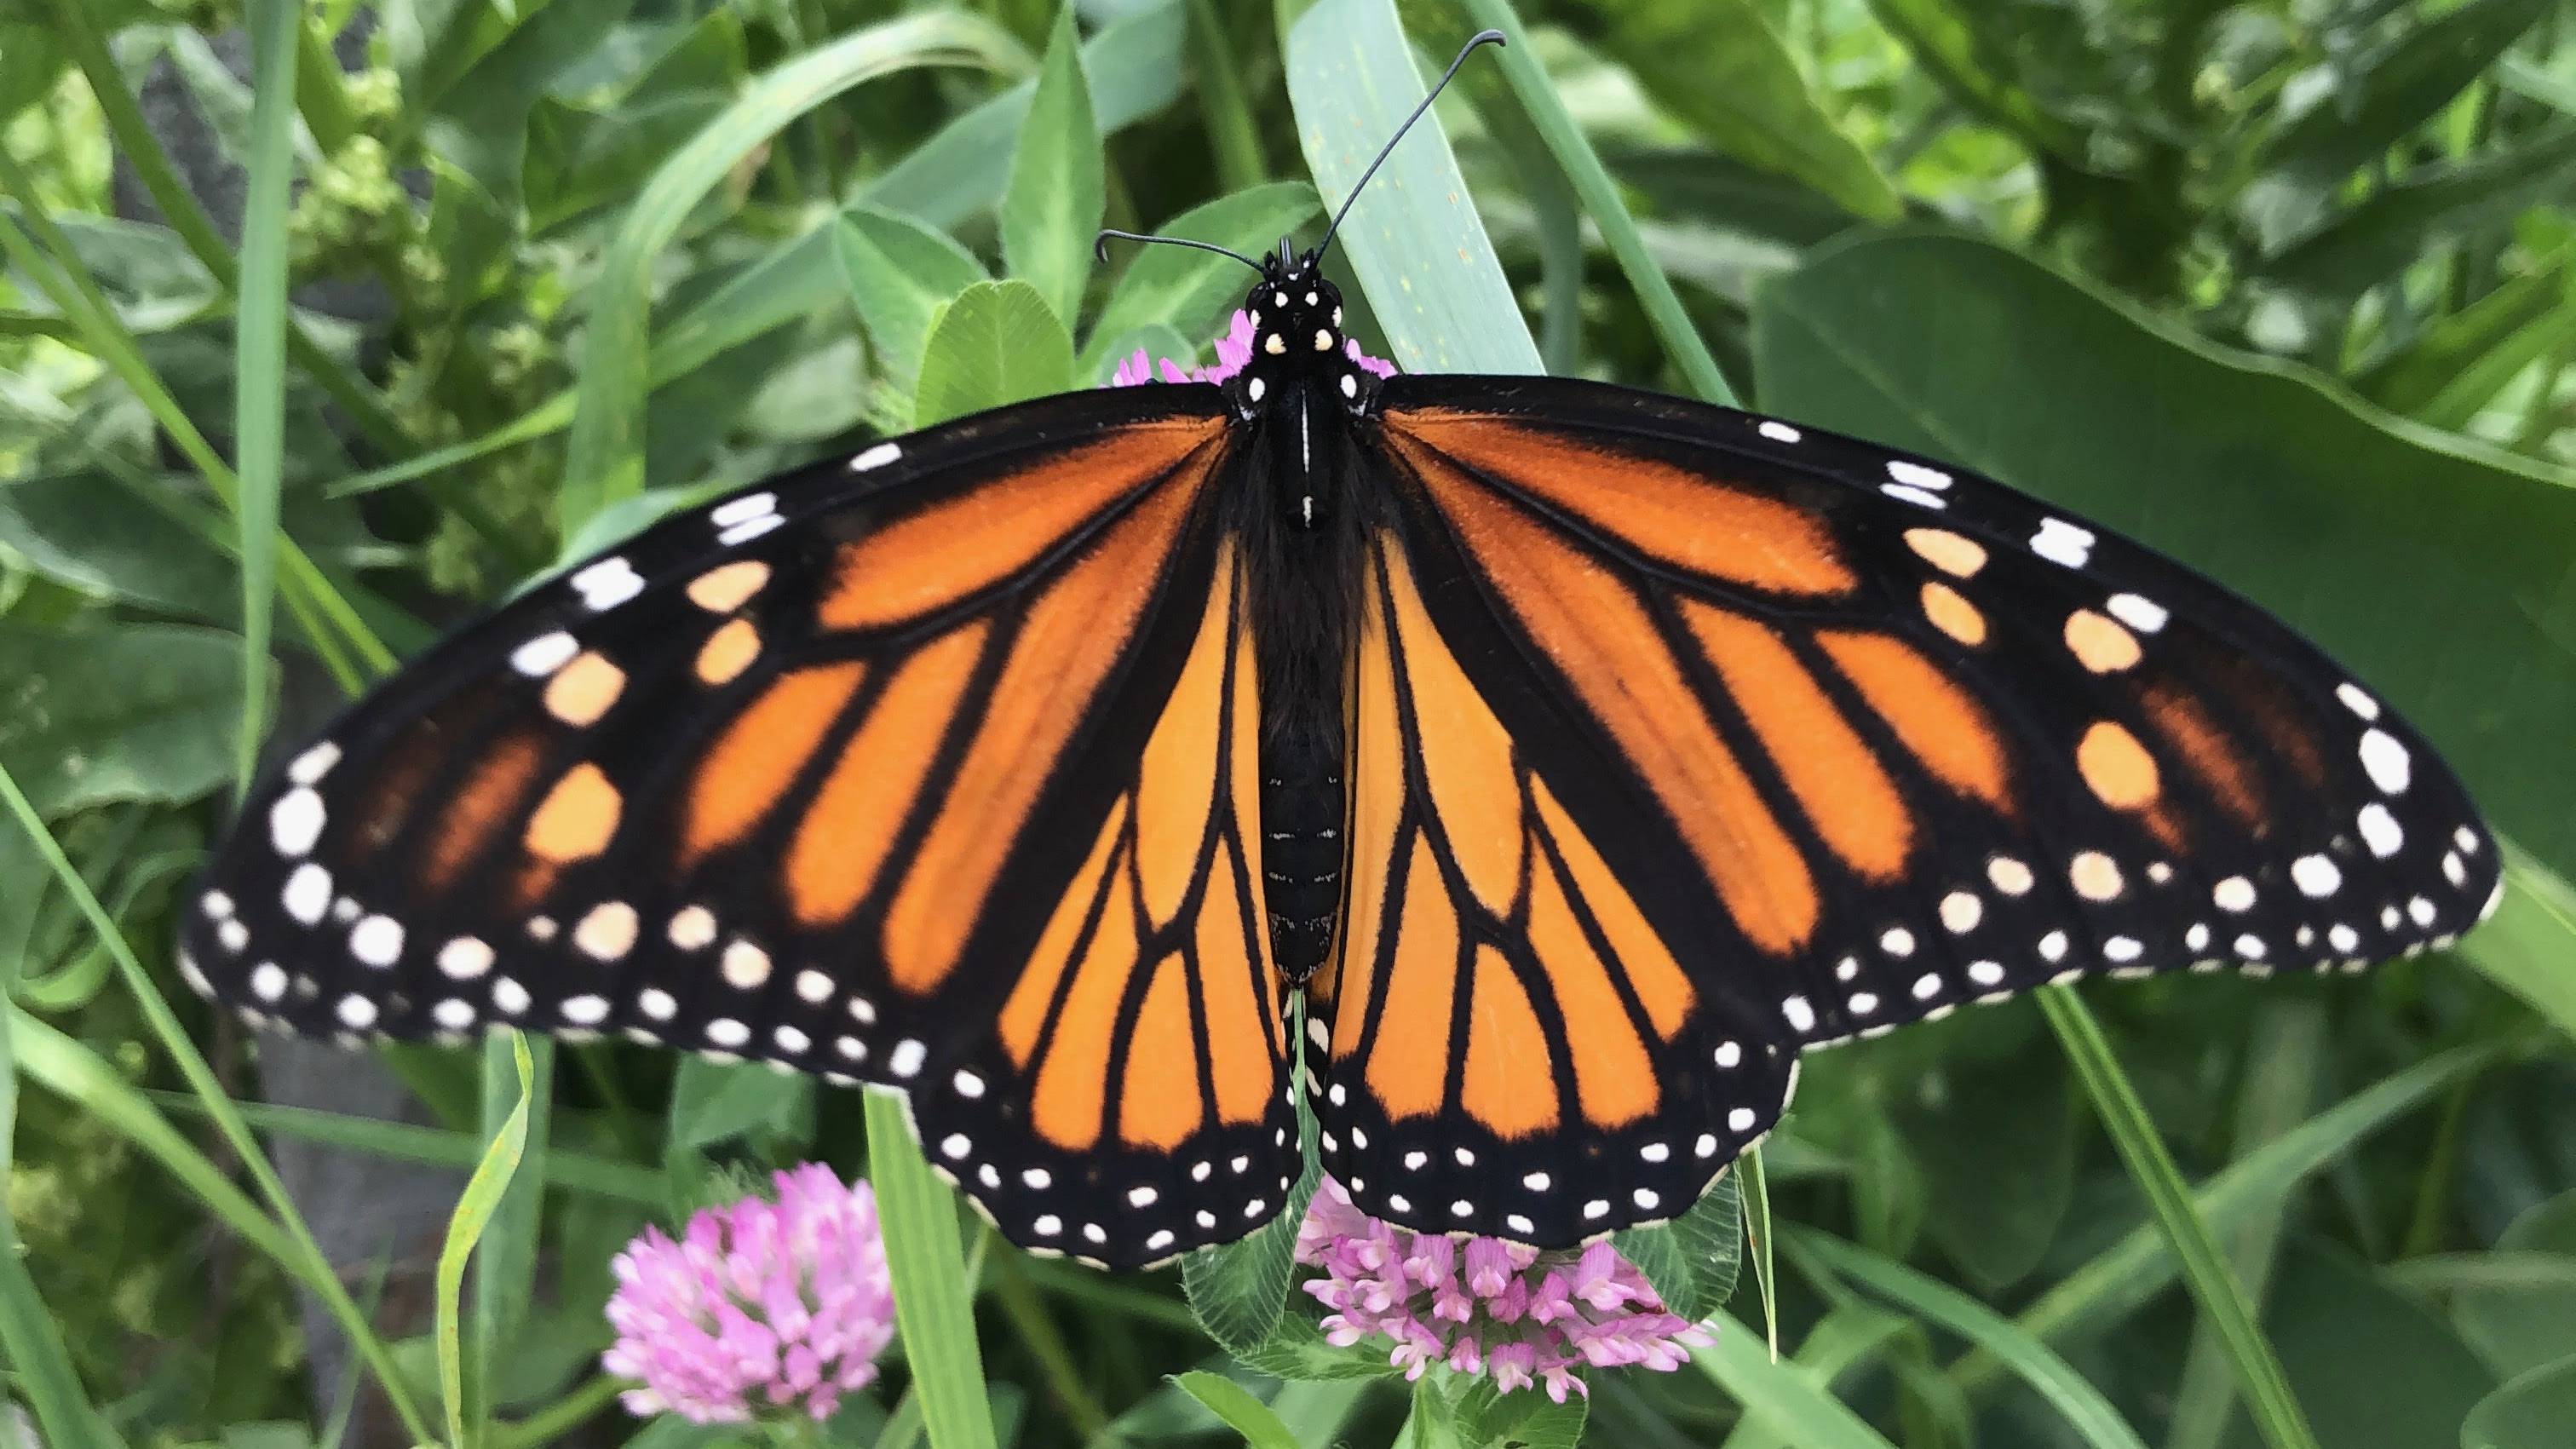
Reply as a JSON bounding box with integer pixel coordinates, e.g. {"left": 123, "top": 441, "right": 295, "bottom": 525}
{"left": 1002, "top": 3, "right": 1106, "bottom": 328}
{"left": 912, "top": 279, "right": 1078, "bottom": 428}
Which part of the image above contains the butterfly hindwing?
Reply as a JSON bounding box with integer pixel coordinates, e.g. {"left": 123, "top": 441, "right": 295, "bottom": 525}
{"left": 181, "top": 386, "right": 1296, "bottom": 1268}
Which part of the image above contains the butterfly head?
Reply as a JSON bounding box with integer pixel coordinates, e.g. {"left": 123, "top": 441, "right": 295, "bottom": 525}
{"left": 1232, "top": 247, "right": 1377, "bottom": 417}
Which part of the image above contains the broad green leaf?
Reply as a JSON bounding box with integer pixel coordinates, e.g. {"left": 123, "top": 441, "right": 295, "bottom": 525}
{"left": 2253, "top": 1242, "right": 2494, "bottom": 1449}
{"left": 0, "top": 471, "right": 240, "bottom": 621}
{"left": 2452, "top": 1190, "right": 2576, "bottom": 1377}
{"left": 2260, "top": 122, "right": 2576, "bottom": 298}
{"left": 1614, "top": 1170, "right": 1743, "bottom": 1322}
{"left": 1693, "top": 1310, "right": 1903, "bottom": 1449}
{"left": 2355, "top": 252, "right": 2576, "bottom": 432}
{"left": 1896, "top": 1045, "right": 2073, "bottom": 1291}
{"left": 560, "top": 9, "right": 1024, "bottom": 530}
{"left": 0, "top": 624, "right": 246, "bottom": 815}
{"left": 1575, "top": 1, "right": 1900, "bottom": 222}
{"left": 668, "top": 1058, "right": 817, "bottom": 1151}
{"left": 1286, "top": 0, "right": 1540, "bottom": 377}
{"left": 435, "top": 1032, "right": 535, "bottom": 1448}
{"left": 836, "top": 206, "right": 988, "bottom": 394}
{"left": 1394, "top": 1377, "right": 1469, "bottom": 1449}
{"left": 1168, "top": 1372, "right": 1300, "bottom": 1449}
{"left": 913, "top": 279, "right": 1078, "bottom": 427}
{"left": 1001, "top": 3, "right": 1105, "bottom": 328}
{"left": 1182, "top": 1167, "right": 1320, "bottom": 1357}
{"left": 2243, "top": 0, "right": 2554, "bottom": 245}
{"left": 1793, "top": 1230, "right": 2148, "bottom": 1449}
{"left": 865, "top": 1087, "right": 998, "bottom": 1449}
{"left": 1858, "top": 0, "right": 2087, "bottom": 163}
{"left": 1452, "top": 1380, "right": 1587, "bottom": 1448}
{"left": 2463, "top": 1356, "right": 2576, "bottom": 1449}
{"left": 1080, "top": 181, "right": 1324, "bottom": 374}
{"left": 1754, "top": 231, "right": 2576, "bottom": 884}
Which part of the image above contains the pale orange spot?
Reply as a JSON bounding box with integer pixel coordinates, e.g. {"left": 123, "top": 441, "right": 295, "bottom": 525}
{"left": 1366, "top": 839, "right": 1459, "bottom": 1119}
{"left": 684, "top": 663, "right": 865, "bottom": 860}
{"left": 1031, "top": 868, "right": 1140, "bottom": 1150}
{"left": 1461, "top": 946, "right": 1559, "bottom": 1139}
{"left": 1527, "top": 860, "right": 1657, "bottom": 1126}
{"left": 1134, "top": 546, "right": 1233, "bottom": 927}
{"left": 1819, "top": 631, "right": 2011, "bottom": 813}
{"left": 2070, "top": 850, "right": 2123, "bottom": 901}
{"left": 1684, "top": 603, "right": 1909, "bottom": 881}
{"left": 1000, "top": 800, "right": 1126, "bottom": 1067}
{"left": 1530, "top": 781, "right": 1693, "bottom": 1038}
{"left": 1118, "top": 960, "right": 1205, "bottom": 1149}
{"left": 1196, "top": 840, "right": 1275, "bottom": 1124}
{"left": 1920, "top": 580, "right": 1987, "bottom": 647}
{"left": 686, "top": 560, "right": 770, "bottom": 612}
{"left": 2065, "top": 610, "right": 2142, "bottom": 673}
{"left": 1391, "top": 412, "right": 1854, "bottom": 596}
{"left": 526, "top": 763, "right": 620, "bottom": 863}
{"left": 1905, "top": 528, "right": 1987, "bottom": 578}
{"left": 1383, "top": 547, "right": 1523, "bottom": 913}
{"left": 426, "top": 734, "right": 542, "bottom": 888}
{"left": 883, "top": 478, "right": 1202, "bottom": 994}
{"left": 785, "top": 624, "right": 984, "bottom": 926}
{"left": 543, "top": 652, "right": 624, "bottom": 727}
{"left": 2078, "top": 721, "right": 2159, "bottom": 808}
{"left": 695, "top": 618, "right": 762, "bottom": 685}
{"left": 820, "top": 420, "right": 1223, "bottom": 631}
{"left": 1393, "top": 459, "right": 1818, "bottom": 955}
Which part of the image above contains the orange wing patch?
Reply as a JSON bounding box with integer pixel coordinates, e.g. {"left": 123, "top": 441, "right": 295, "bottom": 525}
{"left": 1332, "top": 539, "right": 1707, "bottom": 1140}
{"left": 1391, "top": 440, "right": 1820, "bottom": 956}
{"left": 987, "top": 550, "right": 1281, "bottom": 1154}
{"left": 1817, "top": 630, "right": 2013, "bottom": 814}
{"left": 821, "top": 420, "right": 1223, "bottom": 632}
{"left": 1391, "top": 411, "right": 1854, "bottom": 596}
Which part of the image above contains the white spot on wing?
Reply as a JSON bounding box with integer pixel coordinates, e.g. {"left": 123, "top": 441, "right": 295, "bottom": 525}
{"left": 2031, "top": 518, "right": 2095, "bottom": 568}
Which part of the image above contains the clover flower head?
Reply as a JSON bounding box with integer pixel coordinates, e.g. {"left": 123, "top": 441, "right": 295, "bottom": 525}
{"left": 1108, "top": 310, "right": 1394, "bottom": 388}
{"left": 1295, "top": 1176, "right": 1712, "bottom": 1401}
{"left": 602, "top": 1163, "right": 896, "bottom": 1424}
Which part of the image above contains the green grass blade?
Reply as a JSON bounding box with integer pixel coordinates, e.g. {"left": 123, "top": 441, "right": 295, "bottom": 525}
{"left": 1791, "top": 1229, "right": 2150, "bottom": 1449}
{"left": 2460, "top": 843, "right": 2576, "bottom": 1041}
{"left": 1949, "top": 1038, "right": 2499, "bottom": 1397}
{"left": 0, "top": 987, "right": 121, "bottom": 1449}
{"left": 0, "top": 762, "right": 437, "bottom": 1442}
{"left": 1455, "top": 0, "right": 1739, "bottom": 405}
{"left": 1694, "top": 1310, "right": 1903, "bottom": 1449}
{"left": 2037, "top": 986, "right": 2319, "bottom": 1449}
{"left": 1742, "top": 1146, "right": 1781, "bottom": 1359}
{"left": 2165, "top": 1000, "right": 2325, "bottom": 1449}
{"left": 560, "top": 10, "right": 1024, "bottom": 532}
{"left": 866, "top": 1088, "right": 998, "bottom": 1449}
{"left": 473, "top": 1031, "right": 555, "bottom": 1427}
{"left": 1186, "top": 0, "right": 1268, "bottom": 190}
{"left": 440, "top": 1032, "right": 537, "bottom": 1449}
{"left": 141, "top": 1090, "right": 662, "bottom": 1203}
{"left": 1285, "top": 0, "right": 1540, "bottom": 376}
{"left": 233, "top": 0, "right": 296, "bottom": 797}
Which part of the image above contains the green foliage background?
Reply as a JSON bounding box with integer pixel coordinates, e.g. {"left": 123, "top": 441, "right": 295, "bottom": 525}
{"left": 3, "top": 0, "right": 2573, "bottom": 1445}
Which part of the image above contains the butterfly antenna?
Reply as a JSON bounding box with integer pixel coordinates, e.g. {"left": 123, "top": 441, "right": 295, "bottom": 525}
{"left": 1314, "top": 29, "right": 1505, "bottom": 262}
{"left": 1092, "top": 228, "right": 1265, "bottom": 273}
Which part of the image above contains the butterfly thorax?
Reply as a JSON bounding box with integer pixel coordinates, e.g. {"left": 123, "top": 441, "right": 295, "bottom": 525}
{"left": 1224, "top": 250, "right": 1380, "bottom": 982}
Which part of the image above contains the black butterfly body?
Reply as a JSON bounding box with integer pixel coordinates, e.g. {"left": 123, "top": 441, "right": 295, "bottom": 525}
{"left": 179, "top": 243, "right": 2500, "bottom": 1269}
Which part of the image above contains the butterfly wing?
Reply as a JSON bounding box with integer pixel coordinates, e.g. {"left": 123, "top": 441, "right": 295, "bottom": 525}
{"left": 180, "top": 387, "right": 1295, "bottom": 1268}
{"left": 1309, "top": 374, "right": 2499, "bottom": 1243}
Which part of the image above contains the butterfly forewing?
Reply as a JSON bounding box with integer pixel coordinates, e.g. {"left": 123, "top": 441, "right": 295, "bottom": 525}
{"left": 181, "top": 387, "right": 1298, "bottom": 1268}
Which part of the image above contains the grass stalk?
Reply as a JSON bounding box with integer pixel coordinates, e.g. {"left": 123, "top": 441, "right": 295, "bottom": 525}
{"left": 867, "top": 1088, "right": 998, "bottom": 1449}
{"left": 2038, "top": 986, "right": 2319, "bottom": 1449}
{"left": 234, "top": 0, "right": 296, "bottom": 796}
{"left": 1187, "top": 0, "right": 1268, "bottom": 189}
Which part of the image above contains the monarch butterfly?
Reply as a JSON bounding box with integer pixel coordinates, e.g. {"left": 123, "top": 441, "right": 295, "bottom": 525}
{"left": 180, "top": 32, "right": 2498, "bottom": 1270}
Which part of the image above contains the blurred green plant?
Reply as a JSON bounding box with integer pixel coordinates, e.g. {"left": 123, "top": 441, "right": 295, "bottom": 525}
{"left": 3, "top": 0, "right": 2573, "bottom": 1445}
